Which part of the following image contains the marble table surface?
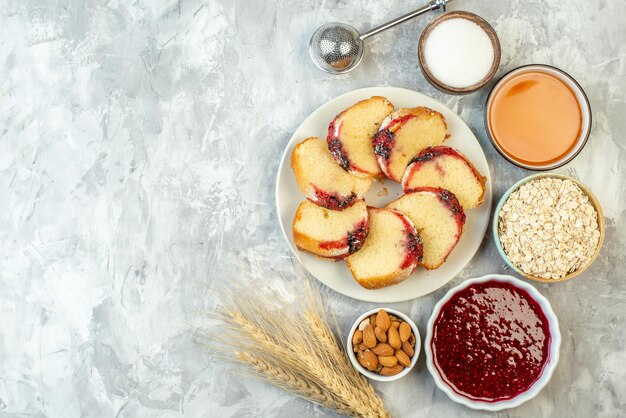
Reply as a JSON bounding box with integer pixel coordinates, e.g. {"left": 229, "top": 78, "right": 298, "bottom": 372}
{"left": 1, "top": 0, "right": 625, "bottom": 417}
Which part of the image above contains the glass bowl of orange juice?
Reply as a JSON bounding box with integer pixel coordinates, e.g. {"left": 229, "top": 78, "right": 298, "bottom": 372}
{"left": 485, "top": 64, "right": 591, "bottom": 170}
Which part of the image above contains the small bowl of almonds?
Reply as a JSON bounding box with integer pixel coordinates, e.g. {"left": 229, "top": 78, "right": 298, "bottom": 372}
{"left": 347, "top": 308, "right": 420, "bottom": 381}
{"left": 494, "top": 173, "right": 605, "bottom": 282}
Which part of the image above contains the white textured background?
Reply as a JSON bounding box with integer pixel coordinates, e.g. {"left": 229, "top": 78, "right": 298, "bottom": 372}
{"left": 0, "top": 0, "right": 624, "bottom": 417}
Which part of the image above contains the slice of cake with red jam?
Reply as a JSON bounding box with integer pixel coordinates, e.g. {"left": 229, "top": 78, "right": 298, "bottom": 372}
{"left": 373, "top": 107, "right": 448, "bottom": 182}
{"left": 291, "top": 137, "right": 372, "bottom": 210}
{"left": 347, "top": 207, "right": 423, "bottom": 289}
{"left": 292, "top": 199, "right": 369, "bottom": 259}
{"left": 387, "top": 188, "right": 465, "bottom": 270}
{"left": 327, "top": 96, "right": 395, "bottom": 177}
{"left": 402, "top": 146, "right": 486, "bottom": 209}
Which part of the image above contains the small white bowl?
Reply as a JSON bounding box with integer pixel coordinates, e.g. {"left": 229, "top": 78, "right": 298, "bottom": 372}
{"left": 424, "top": 274, "right": 561, "bottom": 411}
{"left": 347, "top": 308, "right": 420, "bottom": 382}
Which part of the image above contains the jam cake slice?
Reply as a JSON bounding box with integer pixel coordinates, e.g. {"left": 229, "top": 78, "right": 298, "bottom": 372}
{"left": 291, "top": 137, "right": 372, "bottom": 210}
{"left": 292, "top": 199, "right": 369, "bottom": 260}
{"left": 387, "top": 188, "right": 465, "bottom": 270}
{"left": 347, "top": 207, "right": 423, "bottom": 289}
{"left": 373, "top": 107, "right": 447, "bottom": 182}
{"left": 402, "top": 146, "right": 486, "bottom": 209}
{"left": 327, "top": 96, "right": 395, "bottom": 177}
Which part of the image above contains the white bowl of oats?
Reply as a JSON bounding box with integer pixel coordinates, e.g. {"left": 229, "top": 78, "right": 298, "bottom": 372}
{"left": 493, "top": 174, "right": 604, "bottom": 282}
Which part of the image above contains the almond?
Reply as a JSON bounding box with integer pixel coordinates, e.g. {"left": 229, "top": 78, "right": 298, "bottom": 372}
{"left": 395, "top": 349, "right": 411, "bottom": 367}
{"left": 352, "top": 329, "right": 363, "bottom": 345}
{"left": 353, "top": 344, "right": 359, "bottom": 352}
{"left": 375, "top": 309, "right": 391, "bottom": 332}
{"left": 402, "top": 341, "right": 414, "bottom": 357}
{"left": 372, "top": 343, "right": 394, "bottom": 356}
{"left": 369, "top": 314, "right": 377, "bottom": 328}
{"left": 391, "top": 321, "right": 400, "bottom": 329}
{"left": 408, "top": 332, "right": 416, "bottom": 346}
{"left": 380, "top": 365, "right": 404, "bottom": 376}
{"left": 378, "top": 355, "right": 398, "bottom": 367}
{"left": 374, "top": 326, "right": 387, "bottom": 343}
{"left": 399, "top": 322, "right": 411, "bottom": 343}
{"left": 358, "top": 319, "right": 370, "bottom": 331}
{"left": 388, "top": 325, "right": 401, "bottom": 349}
{"left": 356, "top": 350, "right": 368, "bottom": 368}
{"left": 363, "top": 325, "right": 376, "bottom": 348}
{"left": 358, "top": 349, "right": 378, "bottom": 371}
{"left": 359, "top": 342, "right": 368, "bottom": 351}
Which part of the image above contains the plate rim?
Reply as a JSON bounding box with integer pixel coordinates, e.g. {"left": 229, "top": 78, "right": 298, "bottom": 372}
{"left": 275, "top": 86, "right": 492, "bottom": 302}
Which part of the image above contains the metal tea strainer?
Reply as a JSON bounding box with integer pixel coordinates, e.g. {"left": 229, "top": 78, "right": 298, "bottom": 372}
{"left": 310, "top": 0, "right": 453, "bottom": 74}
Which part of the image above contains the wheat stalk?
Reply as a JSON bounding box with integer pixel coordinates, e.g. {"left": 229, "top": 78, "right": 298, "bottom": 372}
{"left": 303, "top": 308, "right": 390, "bottom": 417}
{"left": 226, "top": 308, "right": 386, "bottom": 417}
{"left": 301, "top": 280, "right": 389, "bottom": 416}
{"left": 208, "top": 263, "right": 391, "bottom": 418}
{"left": 234, "top": 351, "right": 356, "bottom": 417}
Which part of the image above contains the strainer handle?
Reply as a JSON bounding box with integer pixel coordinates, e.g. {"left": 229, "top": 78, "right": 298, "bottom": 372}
{"left": 359, "top": 0, "right": 451, "bottom": 40}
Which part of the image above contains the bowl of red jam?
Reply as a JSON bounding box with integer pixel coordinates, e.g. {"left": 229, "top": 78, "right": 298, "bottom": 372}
{"left": 424, "top": 274, "right": 560, "bottom": 410}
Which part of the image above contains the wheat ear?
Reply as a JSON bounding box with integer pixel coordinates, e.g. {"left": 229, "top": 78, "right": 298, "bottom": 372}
{"left": 227, "top": 311, "right": 364, "bottom": 415}
{"left": 211, "top": 262, "right": 391, "bottom": 418}
{"left": 301, "top": 280, "right": 390, "bottom": 417}
{"left": 229, "top": 303, "right": 389, "bottom": 418}
{"left": 303, "top": 309, "right": 391, "bottom": 418}
{"left": 235, "top": 351, "right": 356, "bottom": 417}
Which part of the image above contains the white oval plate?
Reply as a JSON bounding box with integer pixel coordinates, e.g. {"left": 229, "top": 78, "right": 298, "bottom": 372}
{"left": 275, "top": 87, "right": 492, "bottom": 302}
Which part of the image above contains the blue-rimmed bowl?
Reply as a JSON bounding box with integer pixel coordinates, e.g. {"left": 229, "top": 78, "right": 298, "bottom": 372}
{"left": 493, "top": 173, "right": 605, "bottom": 283}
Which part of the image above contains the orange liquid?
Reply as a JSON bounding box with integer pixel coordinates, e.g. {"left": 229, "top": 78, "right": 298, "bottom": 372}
{"left": 488, "top": 71, "right": 582, "bottom": 166}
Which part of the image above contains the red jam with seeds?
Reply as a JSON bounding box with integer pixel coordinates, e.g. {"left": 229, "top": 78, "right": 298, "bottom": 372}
{"left": 372, "top": 114, "right": 416, "bottom": 162}
{"left": 318, "top": 220, "right": 369, "bottom": 259}
{"left": 406, "top": 187, "right": 466, "bottom": 225}
{"left": 372, "top": 129, "right": 394, "bottom": 161}
{"left": 404, "top": 146, "right": 483, "bottom": 189}
{"left": 393, "top": 211, "right": 424, "bottom": 270}
{"left": 409, "top": 145, "right": 460, "bottom": 165}
{"left": 346, "top": 220, "right": 369, "bottom": 254}
{"left": 327, "top": 119, "right": 368, "bottom": 174}
{"left": 432, "top": 280, "right": 551, "bottom": 402}
{"left": 311, "top": 186, "right": 356, "bottom": 210}
{"left": 326, "top": 120, "right": 350, "bottom": 171}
